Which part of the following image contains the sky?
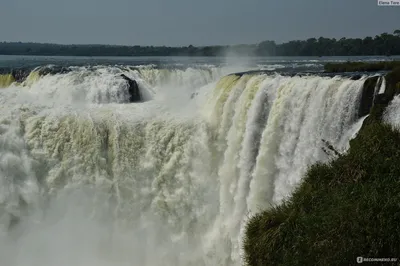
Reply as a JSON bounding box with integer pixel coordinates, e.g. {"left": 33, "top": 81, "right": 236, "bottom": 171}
{"left": 0, "top": 0, "right": 399, "bottom": 46}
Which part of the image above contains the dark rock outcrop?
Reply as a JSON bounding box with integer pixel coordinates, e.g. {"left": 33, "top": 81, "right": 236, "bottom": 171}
{"left": 11, "top": 69, "right": 30, "bottom": 82}
{"left": 321, "top": 139, "right": 342, "bottom": 157}
{"left": 370, "top": 68, "right": 400, "bottom": 120}
{"left": 120, "top": 74, "right": 142, "bottom": 102}
{"left": 358, "top": 76, "right": 380, "bottom": 118}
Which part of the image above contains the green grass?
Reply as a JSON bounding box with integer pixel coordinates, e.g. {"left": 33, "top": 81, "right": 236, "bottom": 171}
{"left": 324, "top": 61, "right": 400, "bottom": 73}
{"left": 243, "top": 67, "right": 400, "bottom": 266}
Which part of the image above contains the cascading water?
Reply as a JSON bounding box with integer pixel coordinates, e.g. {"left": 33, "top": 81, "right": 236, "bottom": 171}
{"left": 0, "top": 74, "right": 15, "bottom": 88}
{"left": 379, "top": 76, "right": 387, "bottom": 94}
{"left": 0, "top": 65, "right": 374, "bottom": 266}
{"left": 384, "top": 94, "right": 400, "bottom": 128}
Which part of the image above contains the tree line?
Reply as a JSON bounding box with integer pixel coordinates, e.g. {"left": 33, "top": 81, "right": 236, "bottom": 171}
{"left": 1, "top": 30, "right": 400, "bottom": 57}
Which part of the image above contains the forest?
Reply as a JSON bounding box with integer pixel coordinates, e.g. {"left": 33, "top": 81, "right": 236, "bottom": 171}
{"left": 1, "top": 30, "right": 400, "bottom": 57}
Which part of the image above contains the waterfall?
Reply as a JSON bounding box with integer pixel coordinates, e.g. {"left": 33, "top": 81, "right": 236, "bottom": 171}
{"left": 0, "top": 67, "right": 373, "bottom": 266}
{"left": 0, "top": 74, "right": 15, "bottom": 88}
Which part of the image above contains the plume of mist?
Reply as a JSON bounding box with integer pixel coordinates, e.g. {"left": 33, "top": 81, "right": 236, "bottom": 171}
{"left": 0, "top": 187, "right": 204, "bottom": 266}
{"left": 221, "top": 45, "right": 259, "bottom": 73}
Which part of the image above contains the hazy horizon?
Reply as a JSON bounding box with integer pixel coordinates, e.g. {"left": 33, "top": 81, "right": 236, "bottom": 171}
{"left": 0, "top": 0, "right": 399, "bottom": 46}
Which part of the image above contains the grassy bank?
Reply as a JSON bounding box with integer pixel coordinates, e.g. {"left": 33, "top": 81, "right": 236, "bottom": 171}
{"left": 243, "top": 62, "right": 400, "bottom": 266}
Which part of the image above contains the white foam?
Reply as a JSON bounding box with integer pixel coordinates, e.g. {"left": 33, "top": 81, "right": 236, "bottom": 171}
{"left": 0, "top": 69, "right": 368, "bottom": 265}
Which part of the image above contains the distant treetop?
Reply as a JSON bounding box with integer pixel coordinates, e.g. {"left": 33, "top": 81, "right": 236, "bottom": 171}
{"left": 1, "top": 31, "right": 400, "bottom": 57}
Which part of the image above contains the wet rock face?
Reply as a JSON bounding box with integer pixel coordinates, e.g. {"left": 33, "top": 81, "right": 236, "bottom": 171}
{"left": 120, "top": 74, "right": 142, "bottom": 103}
{"left": 11, "top": 69, "right": 30, "bottom": 82}
{"left": 358, "top": 76, "right": 380, "bottom": 118}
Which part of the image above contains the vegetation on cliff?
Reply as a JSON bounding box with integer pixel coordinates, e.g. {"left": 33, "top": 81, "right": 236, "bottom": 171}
{"left": 324, "top": 61, "right": 400, "bottom": 73}
{"left": 1, "top": 31, "right": 400, "bottom": 57}
{"left": 243, "top": 63, "right": 400, "bottom": 266}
